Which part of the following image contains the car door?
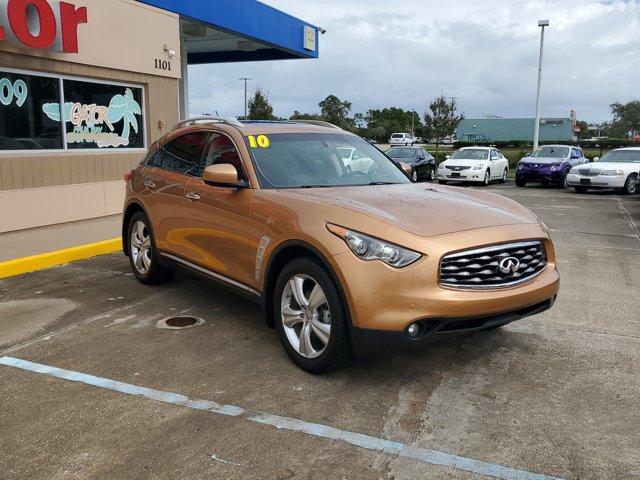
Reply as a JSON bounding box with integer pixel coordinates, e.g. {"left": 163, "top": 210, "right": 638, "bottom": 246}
{"left": 140, "top": 131, "right": 208, "bottom": 255}
{"left": 181, "top": 132, "right": 255, "bottom": 288}
{"left": 489, "top": 149, "right": 501, "bottom": 178}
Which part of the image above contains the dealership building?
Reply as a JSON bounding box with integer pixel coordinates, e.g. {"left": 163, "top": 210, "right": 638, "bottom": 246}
{"left": 0, "top": 0, "right": 318, "bottom": 233}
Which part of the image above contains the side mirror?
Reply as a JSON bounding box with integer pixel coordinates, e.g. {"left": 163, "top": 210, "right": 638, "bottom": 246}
{"left": 202, "top": 164, "right": 244, "bottom": 188}
{"left": 592, "top": 157, "right": 600, "bottom": 162}
{"left": 445, "top": 155, "right": 451, "bottom": 160}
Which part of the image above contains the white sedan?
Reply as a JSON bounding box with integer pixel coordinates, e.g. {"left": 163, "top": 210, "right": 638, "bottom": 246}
{"left": 566, "top": 147, "right": 640, "bottom": 195}
{"left": 437, "top": 146, "right": 509, "bottom": 186}
{"left": 337, "top": 147, "right": 374, "bottom": 174}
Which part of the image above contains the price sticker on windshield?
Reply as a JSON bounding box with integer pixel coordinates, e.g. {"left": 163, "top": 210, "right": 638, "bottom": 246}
{"left": 247, "top": 135, "right": 271, "bottom": 149}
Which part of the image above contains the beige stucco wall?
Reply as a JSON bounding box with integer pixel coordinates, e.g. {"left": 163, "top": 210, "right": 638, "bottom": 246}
{"left": 0, "top": 1, "right": 182, "bottom": 232}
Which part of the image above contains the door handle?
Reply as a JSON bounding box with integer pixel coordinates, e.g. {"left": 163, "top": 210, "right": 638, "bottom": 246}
{"left": 185, "top": 191, "right": 201, "bottom": 201}
{"left": 143, "top": 179, "right": 156, "bottom": 189}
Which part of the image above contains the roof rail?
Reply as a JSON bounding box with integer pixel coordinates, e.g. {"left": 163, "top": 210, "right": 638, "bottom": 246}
{"left": 173, "top": 116, "right": 243, "bottom": 130}
{"left": 291, "top": 120, "right": 342, "bottom": 130}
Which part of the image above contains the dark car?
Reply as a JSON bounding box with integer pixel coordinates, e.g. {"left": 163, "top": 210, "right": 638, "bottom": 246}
{"left": 386, "top": 146, "right": 436, "bottom": 182}
{"left": 516, "top": 145, "right": 589, "bottom": 188}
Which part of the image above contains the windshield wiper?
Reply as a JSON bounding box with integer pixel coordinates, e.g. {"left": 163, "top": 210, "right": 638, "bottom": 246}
{"left": 367, "top": 181, "right": 398, "bottom": 186}
{"left": 299, "top": 184, "right": 332, "bottom": 189}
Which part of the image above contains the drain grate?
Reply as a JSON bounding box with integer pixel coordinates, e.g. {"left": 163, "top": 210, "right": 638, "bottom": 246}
{"left": 156, "top": 316, "right": 205, "bottom": 330}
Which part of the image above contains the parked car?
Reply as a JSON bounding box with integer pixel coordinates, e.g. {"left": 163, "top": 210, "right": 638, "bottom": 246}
{"left": 516, "top": 145, "right": 589, "bottom": 188}
{"left": 389, "top": 132, "right": 416, "bottom": 146}
{"left": 337, "top": 147, "right": 374, "bottom": 174}
{"left": 387, "top": 146, "right": 436, "bottom": 181}
{"left": 123, "top": 118, "right": 559, "bottom": 373}
{"left": 437, "top": 146, "right": 509, "bottom": 186}
{"left": 566, "top": 147, "right": 640, "bottom": 195}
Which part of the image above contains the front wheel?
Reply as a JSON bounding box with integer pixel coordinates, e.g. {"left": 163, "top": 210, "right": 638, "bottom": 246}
{"left": 482, "top": 169, "right": 491, "bottom": 186}
{"left": 412, "top": 170, "right": 418, "bottom": 182}
{"left": 516, "top": 177, "right": 526, "bottom": 187}
{"left": 274, "top": 258, "right": 350, "bottom": 374}
{"left": 127, "top": 211, "right": 174, "bottom": 285}
{"left": 622, "top": 174, "right": 638, "bottom": 195}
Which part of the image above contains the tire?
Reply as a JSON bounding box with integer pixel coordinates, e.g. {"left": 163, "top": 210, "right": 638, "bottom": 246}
{"left": 621, "top": 174, "right": 638, "bottom": 195}
{"left": 561, "top": 171, "right": 570, "bottom": 188}
{"left": 438, "top": 180, "right": 448, "bottom": 185}
{"left": 127, "top": 211, "right": 174, "bottom": 285}
{"left": 515, "top": 177, "right": 526, "bottom": 187}
{"left": 499, "top": 169, "right": 508, "bottom": 184}
{"left": 574, "top": 186, "right": 588, "bottom": 193}
{"left": 427, "top": 169, "right": 434, "bottom": 181}
{"left": 482, "top": 169, "right": 491, "bottom": 186}
{"left": 273, "top": 257, "right": 350, "bottom": 374}
{"left": 412, "top": 170, "right": 418, "bottom": 182}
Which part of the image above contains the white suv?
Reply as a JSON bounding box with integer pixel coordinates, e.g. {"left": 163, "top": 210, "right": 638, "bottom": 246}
{"left": 389, "top": 133, "right": 416, "bottom": 146}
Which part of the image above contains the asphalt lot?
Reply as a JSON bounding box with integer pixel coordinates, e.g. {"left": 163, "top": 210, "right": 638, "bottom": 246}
{"left": 1, "top": 183, "right": 639, "bottom": 480}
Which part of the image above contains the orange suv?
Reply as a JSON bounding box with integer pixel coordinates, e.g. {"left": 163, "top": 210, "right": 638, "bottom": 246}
{"left": 123, "top": 118, "right": 559, "bottom": 373}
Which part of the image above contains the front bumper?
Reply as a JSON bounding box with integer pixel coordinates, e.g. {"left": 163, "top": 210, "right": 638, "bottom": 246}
{"left": 326, "top": 223, "right": 560, "bottom": 343}
{"left": 351, "top": 296, "right": 556, "bottom": 355}
{"left": 516, "top": 167, "right": 565, "bottom": 183}
{"left": 437, "top": 168, "right": 484, "bottom": 182}
{"left": 566, "top": 173, "right": 626, "bottom": 189}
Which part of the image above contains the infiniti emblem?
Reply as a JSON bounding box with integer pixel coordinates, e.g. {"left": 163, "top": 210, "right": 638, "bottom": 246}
{"left": 498, "top": 257, "right": 520, "bottom": 275}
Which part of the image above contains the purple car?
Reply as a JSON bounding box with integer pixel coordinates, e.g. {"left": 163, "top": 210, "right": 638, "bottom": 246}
{"left": 516, "top": 145, "right": 589, "bottom": 188}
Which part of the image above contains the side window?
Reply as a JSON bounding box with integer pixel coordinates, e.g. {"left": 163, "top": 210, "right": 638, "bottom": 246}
{"left": 162, "top": 132, "right": 208, "bottom": 175}
{"left": 571, "top": 148, "right": 581, "bottom": 159}
{"left": 491, "top": 150, "right": 499, "bottom": 160}
{"left": 146, "top": 148, "right": 165, "bottom": 168}
{"left": 201, "top": 133, "right": 246, "bottom": 180}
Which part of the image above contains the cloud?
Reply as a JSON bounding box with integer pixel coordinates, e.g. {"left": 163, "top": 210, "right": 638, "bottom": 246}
{"left": 188, "top": 0, "right": 640, "bottom": 123}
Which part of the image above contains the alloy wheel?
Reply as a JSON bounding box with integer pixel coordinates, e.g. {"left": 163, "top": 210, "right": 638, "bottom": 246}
{"left": 627, "top": 175, "right": 638, "bottom": 194}
{"left": 484, "top": 170, "right": 490, "bottom": 185}
{"left": 130, "top": 220, "right": 152, "bottom": 274}
{"left": 280, "top": 274, "right": 331, "bottom": 359}
{"left": 412, "top": 170, "right": 418, "bottom": 182}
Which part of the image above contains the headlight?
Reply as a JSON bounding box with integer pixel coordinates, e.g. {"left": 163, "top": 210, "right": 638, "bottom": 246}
{"left": 438, "top": 163, "right": 446, "bottom": 170}
{"left": 472, "top": 163, "right": 485, "bottom": 170}
{"left": 517, "top": 164, "right": 524, "bottom": 170}
{"left": 569, "top": 167, "right": 578, "bottom": 174}
{"left": 550, "top": 165, "right": 558, "bottom": 172}
{"left": 601, "top": 170, "right": 624, "bottom": 176}
{"left": 327, "top": 225, "right": 422, "bottom": 268}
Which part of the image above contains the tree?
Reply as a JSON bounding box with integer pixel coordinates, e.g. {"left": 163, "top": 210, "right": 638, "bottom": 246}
{"left": 319, "top": 95, "right": 352, "bottom": 128}
{"left": 577, "top": 121, "right": 590, "bottom": 139}
{"left": 610, "top": 100, "right": 640, "bottom": 139}
{"left": 290, "top": 111, "right": 324, "bottom": 121}
{"left": 247, "top": 88, "right": 275, "bottom": 120}
{"left": 424, "top": 96, "right": 464, "bottom": 157}
{"left": 364, "top": 108, "right": 422, "bottom": 141}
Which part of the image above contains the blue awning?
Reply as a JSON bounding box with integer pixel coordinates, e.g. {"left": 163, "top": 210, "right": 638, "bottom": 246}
{"left": 137, "top": 0, "right": 319, "bottom": 64}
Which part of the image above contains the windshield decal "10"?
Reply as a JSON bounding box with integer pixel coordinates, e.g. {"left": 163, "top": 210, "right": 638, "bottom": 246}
{"left": 0, "top": 78, "right": 28, "bottom": 107}
{"left": 247, "top": 135, "right": 271, "bottom": 149}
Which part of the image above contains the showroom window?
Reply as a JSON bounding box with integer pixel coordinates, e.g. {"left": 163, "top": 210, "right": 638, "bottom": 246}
{"left": 0, "top": 68, "right": 145, "bottom": 151}
{"left": 0, "top": 71, "right": 63, "bottom": 150}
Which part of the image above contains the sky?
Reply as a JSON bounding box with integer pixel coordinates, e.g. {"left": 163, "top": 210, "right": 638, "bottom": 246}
{"left": 187, "top": 0, "right": 640, "bottom": 124}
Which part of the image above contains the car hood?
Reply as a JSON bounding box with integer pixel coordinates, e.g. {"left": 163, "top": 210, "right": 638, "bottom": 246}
{"left": 441, "top": 158, "right": 487, "bottom": 167}
{"left": 578, "top": 162, "right": 640, "bottom": 172}
{"left": 521, "top": 157, "right": 566, "bottom": 164}
{"left": 277, "top": 184, "right": 537, "bottom": 238}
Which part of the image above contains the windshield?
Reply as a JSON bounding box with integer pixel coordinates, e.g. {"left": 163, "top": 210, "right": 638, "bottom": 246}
{"left": 598, "top": 150, "right": 640, "bottom": 163}
{"left": 532, "top": 146, "right": 569, "bottom": 158}
{"left": 337, "top": 148, "right": 352, "bottom": 159}
{"left": 245, "top": 133, "right": 411, "bottom": 189}
{"left": 450, "top": 149, "right": 489, "bottom": 160}
{"left": 387, "top": 148, "right": 416, "bottom": 159}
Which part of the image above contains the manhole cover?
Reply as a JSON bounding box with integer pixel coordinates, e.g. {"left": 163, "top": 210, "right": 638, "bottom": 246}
{"left": 156, "top": 316, "right": 205, "bottom": 330}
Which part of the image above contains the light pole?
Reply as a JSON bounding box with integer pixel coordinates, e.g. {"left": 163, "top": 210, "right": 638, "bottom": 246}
{"left": 533, "top": 20, "right": 549, "bottom": 151}
{"left": 239, "top": 77, "right": 252, "bottom": 119}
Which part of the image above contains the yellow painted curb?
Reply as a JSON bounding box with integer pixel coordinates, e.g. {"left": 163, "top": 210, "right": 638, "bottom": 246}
{"left": 0, "top": 238, "right": 123, "bottom": 280}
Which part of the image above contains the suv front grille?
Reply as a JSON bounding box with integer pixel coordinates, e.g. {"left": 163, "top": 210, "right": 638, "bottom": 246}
{"left": 440, "top": 241, "right": 547, "bottom": 289}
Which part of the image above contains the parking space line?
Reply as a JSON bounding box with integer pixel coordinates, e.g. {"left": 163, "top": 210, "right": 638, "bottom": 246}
{"left": 0, "top": 356, "right": 564, "bottom": 480}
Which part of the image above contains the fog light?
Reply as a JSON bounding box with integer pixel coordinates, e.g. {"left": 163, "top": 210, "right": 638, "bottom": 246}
{"left": 407, "top": 323, "right": 421, "bottom": 338}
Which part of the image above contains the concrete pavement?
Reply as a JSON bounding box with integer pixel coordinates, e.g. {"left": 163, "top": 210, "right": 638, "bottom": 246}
{"left": 0, "top": 184, "right": 638, "bottom": 480}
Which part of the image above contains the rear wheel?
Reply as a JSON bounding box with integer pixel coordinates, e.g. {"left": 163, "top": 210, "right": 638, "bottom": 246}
{"left": 412, "top": 170, "right": 418, "bottom": 182}
{"left": 574, "top": 186, "right": 589, "bottom": 193}
{"left": 622, "top": 174, "right": 638, "bottom": 195}
{"left": 274, "top": 258, "right": 350, "bottom": 374}
{"left": 127, "top": 211, "right": 174, "bottom": 285}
